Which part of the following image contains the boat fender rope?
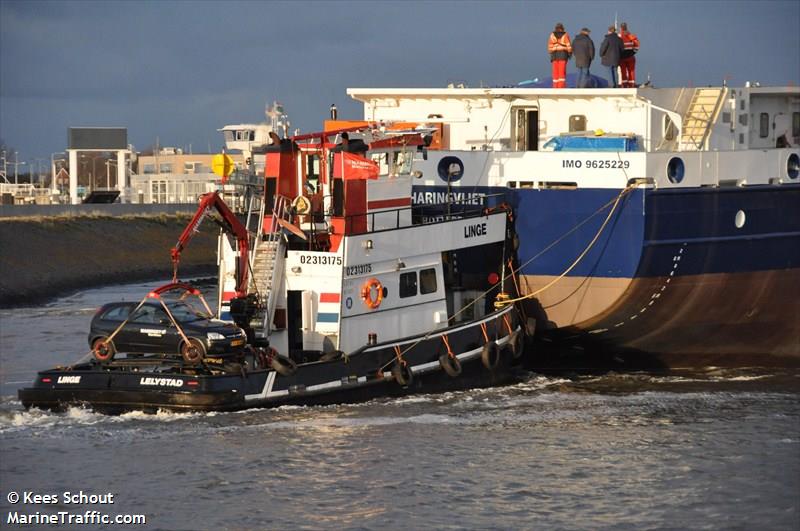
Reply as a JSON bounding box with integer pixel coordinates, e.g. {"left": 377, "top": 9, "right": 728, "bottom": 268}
{"left": 479, "top": 322, "right": 489, "bottom": 343}
{"left": 441, "top": 334, "right": 455, "bottom": 359}
{"left": 503, "top": 314, "right": 514, "bottom": 336}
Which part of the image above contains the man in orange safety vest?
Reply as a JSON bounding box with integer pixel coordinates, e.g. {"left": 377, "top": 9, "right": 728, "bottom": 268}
{"left": 619, "top": 22, "right": 640, "bottom": 88}
{"left": 548, "top": 23, "right": 572, "bottom": 88}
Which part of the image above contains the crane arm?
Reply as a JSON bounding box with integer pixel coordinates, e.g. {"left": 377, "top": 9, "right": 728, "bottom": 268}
{"left": 171, "top": 191, "right": 251, "bottom": 296}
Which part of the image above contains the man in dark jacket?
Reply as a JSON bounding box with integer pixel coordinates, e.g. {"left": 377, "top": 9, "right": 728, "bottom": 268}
{"left": 572, "top": 27, "right": 595, "bottom": 88}
{"left": 599, "top": 25, "right": 624, "bottom": 87}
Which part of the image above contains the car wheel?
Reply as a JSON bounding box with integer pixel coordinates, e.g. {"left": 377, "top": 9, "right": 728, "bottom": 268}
{"left": 92, "top": 337, "right": 116, "bottom": 363}
{"left": 181, "top": 338, "right": 206, "bottom": 365}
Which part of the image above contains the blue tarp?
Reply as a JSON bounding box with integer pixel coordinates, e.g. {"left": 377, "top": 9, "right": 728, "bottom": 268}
{"left": 544, "top": 134, "right": 638, "bottom": 152}
{"left": 518, "top": 73, "right": 610, "bottom": 88}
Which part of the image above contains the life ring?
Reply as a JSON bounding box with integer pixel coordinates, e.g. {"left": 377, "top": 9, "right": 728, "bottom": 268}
{"left": 439, "top": 353, "right": 462, "bottom": 377}
{"left": 481, "top": 341, "right": 500, "bottom": 370}
{"left": 361, "top": 278, "right": 384, "bottom": 309}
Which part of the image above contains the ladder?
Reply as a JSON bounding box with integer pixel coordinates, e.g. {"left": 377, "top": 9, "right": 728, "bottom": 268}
{"left": 248, "top": 195, "right": 290, "bottom": 341}
{"left": 679, "top": 87, "right": 726, "bottom": 151}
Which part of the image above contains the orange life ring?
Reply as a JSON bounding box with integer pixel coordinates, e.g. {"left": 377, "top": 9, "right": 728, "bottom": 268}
{"left": 361, "top": 278, "right": 383, "bottom": 309}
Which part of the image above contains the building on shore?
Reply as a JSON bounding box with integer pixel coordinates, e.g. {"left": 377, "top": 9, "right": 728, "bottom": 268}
{"left": 131, "top": 148, "right": 246, "bottom": 208}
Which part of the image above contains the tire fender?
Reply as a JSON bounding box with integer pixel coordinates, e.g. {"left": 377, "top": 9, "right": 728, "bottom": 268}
{"left": 481, "top": 341, "right": 500, "bottom": 370}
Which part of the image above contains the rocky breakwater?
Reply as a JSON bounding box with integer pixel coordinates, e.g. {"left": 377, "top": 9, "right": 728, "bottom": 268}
{"left": 0, "top": 213, "right": 218, "bottom": 306}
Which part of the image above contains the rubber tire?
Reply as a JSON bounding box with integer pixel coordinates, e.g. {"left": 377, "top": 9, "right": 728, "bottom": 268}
{"left": 392, "top": 361, "right": 413, "bottom": 387}
{"left": 320, "top": 350, "right": 344, "bottom": 363}
{"left": 91, "top": 337, "right": 116, "bottom": 363}
{"left": 439, "top": 353, "right": 462, "bottom": 377}
{"left": 507, "top": 330, "right": 524, "bottom": 359}
{"left": 271, "top": 354, "right": 297, "bottom": 376}
{"left": 181, "top": 338, "right": 206, "bottom": 365}
{"left": 481, "top": 341, "right": 500, "bottom": 370}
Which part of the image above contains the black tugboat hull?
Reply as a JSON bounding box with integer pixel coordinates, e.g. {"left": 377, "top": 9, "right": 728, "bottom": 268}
{"left": 19, "top": 309, "right": 524, "bottom": 414}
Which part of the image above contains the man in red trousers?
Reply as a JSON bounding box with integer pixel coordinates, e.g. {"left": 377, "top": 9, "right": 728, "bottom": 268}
{"left": 619, "top": 22, "right": 640, "bottom": 88}
{"left": 548, "top": 23, "right": 572, "bottom": 88}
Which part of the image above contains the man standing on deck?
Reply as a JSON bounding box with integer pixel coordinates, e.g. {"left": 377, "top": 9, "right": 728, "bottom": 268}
{"left": 548, "top": 23, "right": 572, "bottom": 88}
{"left": 599, "top": 25, "right": 624, "bottom": 88}
{"left": 572, "top": 27, "right": 595, "bottom": 88}
{"left": 619, "top": 22, "right": 640, "bottom": 87}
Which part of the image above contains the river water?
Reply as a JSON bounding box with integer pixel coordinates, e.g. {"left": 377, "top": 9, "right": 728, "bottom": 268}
{"left": 1, "top": 281, "right": 798, "bottom": 530}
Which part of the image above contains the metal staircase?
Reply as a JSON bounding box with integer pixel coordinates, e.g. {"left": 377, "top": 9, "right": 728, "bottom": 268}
{"left": 679, "top": 87, "right": 726, "bottom": 151}
{"left": 247, "top": 196, "right": 290, "bottom": 341}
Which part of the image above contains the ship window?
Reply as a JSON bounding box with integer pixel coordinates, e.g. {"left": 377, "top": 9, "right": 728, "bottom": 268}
{"left": 740, "top": 99, "right": 746, "bottom": 110}
{"left": 738, "top": 114, "right": 748, "bottom": 126}
{"left": 371, "top": 153, "right": 389, "bottom": 175}
{"left": 664, "top": 116, "right": 677, "bottom": 141}
{"left": 392, "top": 151, "right": 412, "bottom": 176}
{"left": 666, "top": 157, "right": 685, "bottom": 184}
{"left": 759, "top": 113, "right": 769, "bottom": 138}
{"left": 793, "top": 112, "right": 800, "bottom": 137}
{"left": 159, "top": 163, "right": 173, "bottom": 173}
{"left": 722, "top": 112, "right": 731, "bottom": 123}
{"left": 142, "top": 163, "right": 156, "bottom": 174}
{"left": 399, "top": 272, "right": 417, "bottom": 298}
{"left": 420, "top": 268, "right": 437, "bottom": 294}
{"left": 788, "top": 153, "right": 799, "bottom": 180}
{"left": 569, "top": 115, "right": 586, "bottom": 132}
{"left": 223, "top": 131, "right": 234, "bottom": 142}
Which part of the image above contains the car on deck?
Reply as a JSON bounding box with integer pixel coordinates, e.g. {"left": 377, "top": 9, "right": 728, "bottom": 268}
{"left": 88, "top": 300, "right": 247, "bottom": 363}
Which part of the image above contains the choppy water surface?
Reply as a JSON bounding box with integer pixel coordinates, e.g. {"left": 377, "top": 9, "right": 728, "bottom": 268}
{"left": 1, "top": 282, "right": 798, "bottom": 530}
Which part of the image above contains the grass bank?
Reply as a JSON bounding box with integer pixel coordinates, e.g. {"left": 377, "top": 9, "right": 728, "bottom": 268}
{"left": 0, "top": 213, "right": 218, "bottom": 307}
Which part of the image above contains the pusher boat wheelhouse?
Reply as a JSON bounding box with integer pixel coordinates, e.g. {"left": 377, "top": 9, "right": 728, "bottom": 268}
{"left": 19, "top": 124, "right": 526, "bottom": 413}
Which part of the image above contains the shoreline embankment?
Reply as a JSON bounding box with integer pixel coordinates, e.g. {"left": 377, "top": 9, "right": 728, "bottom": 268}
{"left": 0, "top": 213, "right": 218, "bottom": 307}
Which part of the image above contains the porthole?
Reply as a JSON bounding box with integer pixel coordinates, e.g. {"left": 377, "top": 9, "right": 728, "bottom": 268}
{"left": 735, "top": 210, "right": 746, "bottom": 229}
{"left": 787, "top": 153, "right": 799, "bottom": 180}
{"left": 666, "top": 157, "right": 685, "bottom": 184}
{"left": 437, "top": 156, "right": 464, "bottom": 182}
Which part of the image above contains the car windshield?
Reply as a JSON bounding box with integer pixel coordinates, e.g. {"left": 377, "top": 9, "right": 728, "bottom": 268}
{"left": 165, "top": 301, "right": 208, "bottom": 323}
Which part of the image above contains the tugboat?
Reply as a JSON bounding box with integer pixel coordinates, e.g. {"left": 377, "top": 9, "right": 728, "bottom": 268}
{"left": 19, "top": 124, "right": 526, "bottom": 413}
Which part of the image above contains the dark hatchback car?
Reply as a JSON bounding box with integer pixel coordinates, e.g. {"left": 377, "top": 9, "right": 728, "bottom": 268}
{"left": 89, "top": 301, "right": 247, "bottom": 363}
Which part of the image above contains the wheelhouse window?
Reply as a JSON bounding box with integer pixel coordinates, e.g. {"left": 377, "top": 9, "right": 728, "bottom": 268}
{"left": 759, "top": 113, "right": 769, "bottom": 138}
{"left": 391, "top": 151, "right": 412, "bottom": 176}
{"left": 371, "top": 152, "right": 390, "bottom": 175}
{"left": 159, "top": 163, "right": 173, "bottom": 174}
{"left": 419, "top": 268, "right": 437, "bottom": 294}
{"left": 399, "top": 272, "right": 417, "bottom": 298}
{"left": 142, "top": 163, "right": 156, "bottom": 174}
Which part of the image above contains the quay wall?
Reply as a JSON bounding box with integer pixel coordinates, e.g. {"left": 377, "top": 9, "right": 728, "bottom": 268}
{"left": 0, "top": 209, "right": 218, "bottom": 307}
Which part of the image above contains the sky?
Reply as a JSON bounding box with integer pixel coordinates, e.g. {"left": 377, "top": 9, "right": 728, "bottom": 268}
{"left": 1, "top": 0, "right": 798, "bottom": 168}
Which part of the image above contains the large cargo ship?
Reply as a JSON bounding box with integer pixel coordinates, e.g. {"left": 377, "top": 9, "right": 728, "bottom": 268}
{"left": 344, "top": 83, "right": 800, "bottom": 366}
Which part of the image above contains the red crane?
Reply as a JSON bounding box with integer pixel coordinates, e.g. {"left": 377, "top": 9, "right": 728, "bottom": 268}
{"left": 171, "top": 191, "right": 250, "bottom": 297}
